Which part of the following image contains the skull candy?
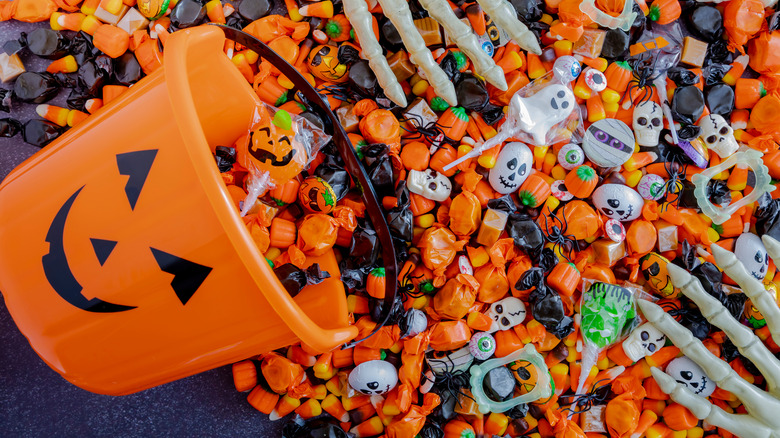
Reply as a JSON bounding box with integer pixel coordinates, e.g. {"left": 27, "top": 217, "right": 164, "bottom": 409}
{"left": 407, "top": 169, "right": 452, "bottom": 202}
{"left": 698, "top": 114, "right": 738, "bottom": 159}
{"left": 488, "top": 142, "right": 533, "bottom": 194}
{"left": 622, "top": 322, "right": 666, "bottom": 362}
{"left": 633, "top": 101, "right": 663, "bottom": 147}
{"left": 487, "top": 297, "right": 526, "bottom": 333}
{"left": 735, "top": 233, "right": 769, "bottom": 280}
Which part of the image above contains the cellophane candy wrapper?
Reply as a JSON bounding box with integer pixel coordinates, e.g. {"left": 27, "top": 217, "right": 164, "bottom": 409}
{"left": 237, "top": 103, "right": 331, "bottom": 216}
{"left": 503, "top": 57, "right": 585, "bottom": 147}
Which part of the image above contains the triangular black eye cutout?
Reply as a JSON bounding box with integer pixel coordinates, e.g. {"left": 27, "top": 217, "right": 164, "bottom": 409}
{"left": 90, "top": 238, "right": 117, "bottom": 266}
{"left": 116, "top": 150, "right": 158, "bottom": 210}
{"left": 150, "top": 248, "right": 212, "bottom": 306}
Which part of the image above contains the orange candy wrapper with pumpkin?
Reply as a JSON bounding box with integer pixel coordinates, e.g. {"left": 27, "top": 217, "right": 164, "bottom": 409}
{"left": 235, "top": 103, "right": 330, "bottom": 217}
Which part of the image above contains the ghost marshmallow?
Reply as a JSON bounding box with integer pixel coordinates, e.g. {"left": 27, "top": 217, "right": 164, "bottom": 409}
{"left": 508, "top": 84, "right": 576, "bottom": 146}
{"left": 407, "top": 169, "right": 452, "bottom": 202}
{"left": 665, "top": 356, "right": 715, "bottom": 397}
{"left": 698, "top": 114, "right": 739, "bottom": 159}
{"left": 622, "top": 322, "right": 666, "bottom": 362}
{"left": 633, "top": 101, "right": 663, "bottom": 147}
{"left": 592, "top": 184, "right": 644, "bottom": 221}
{"left": 735, "top": 233, "right": 769, "bottom": 280}
{"left": 488, "top": 142, "right": 533, "bottom": 194}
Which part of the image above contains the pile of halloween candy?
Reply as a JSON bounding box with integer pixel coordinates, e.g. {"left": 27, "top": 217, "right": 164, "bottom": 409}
{"left": 6, "top": 0, "right": 780, "bottom": 434}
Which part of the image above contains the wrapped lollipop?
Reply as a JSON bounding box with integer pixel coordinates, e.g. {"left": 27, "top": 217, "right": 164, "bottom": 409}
{"left": 236, "top": 103, "right": 330, "bottom": 216}
{"left": 443, "top": 56, "right": 584, "bottom": 172}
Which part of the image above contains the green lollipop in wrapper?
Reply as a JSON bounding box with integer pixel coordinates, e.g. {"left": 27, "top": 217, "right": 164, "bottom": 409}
{"left": 570, "top": 282, "right": 636, "bottom": 416}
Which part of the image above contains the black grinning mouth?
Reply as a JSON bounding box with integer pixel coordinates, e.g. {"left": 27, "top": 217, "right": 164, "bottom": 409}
{"left": 498, "top": 175, "right": 517, "bottom": 189}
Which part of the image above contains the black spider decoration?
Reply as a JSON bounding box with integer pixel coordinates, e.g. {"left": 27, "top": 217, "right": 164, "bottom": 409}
{"left": 558, "top": 379, "right": 612, "bottom": 414}
{"left": 398, "top": 253, "right": 428, "bottom": 301}
{"left": 426, "top": 358, "right": 475, "bottom": 408}
{"left": 400, "top": 113, "right": 456, "bottom": 147}
{"left": 540, "top": 209, "right": 577, "bottom": 264}
{"left": 660, "top": 149, "right": 688, "bottom": 208}
{"left": 623, "top": 52, "right": 664, "bottom": 108}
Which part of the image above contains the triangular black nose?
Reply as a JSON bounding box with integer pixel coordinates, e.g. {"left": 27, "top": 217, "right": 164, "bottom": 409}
{"left": 508, "top": 173, "right": 515, "bottom": 181}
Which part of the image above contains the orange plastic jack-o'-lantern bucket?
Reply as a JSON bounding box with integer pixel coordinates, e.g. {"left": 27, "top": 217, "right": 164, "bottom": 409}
{"left": 0, "top": 26, "right": 384, "bottom": 395}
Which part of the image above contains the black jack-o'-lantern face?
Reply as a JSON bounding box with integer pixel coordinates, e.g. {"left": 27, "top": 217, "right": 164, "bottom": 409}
{"left": 307, "top": 43, "right": 359, "bottom": 83}
{"left": 247, "top": 108, "right": 306, "bottom": 183}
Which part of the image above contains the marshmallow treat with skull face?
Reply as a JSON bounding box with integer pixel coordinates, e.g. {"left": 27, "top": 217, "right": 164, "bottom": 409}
{"left": 633, "top": 101, "right": 663, "bottom": 147}
{"left": 592, "top": 184, "right": 644, "bottom": 221}
{"left": 488, "top": 142, "right": 533, "bottom": 194}
{"left": 698, "top": 114, "right": 739, "bottom": 159}
{"left": 407, "top": 169, "right": 452, "bottom": 202}
{"left": 348, "top": 360, "right": 398, "bottom": 395}
{"left": 665, "top": 356, "right": 715, "bottom": 397}
{"left": 487, "top": 297, "right": 527, "bottom": 333}
{"left": 622, "top": 322, "right": 666, "bottom": 362}
{"left": 735, "top": 233, "right": 769, "bottom": 280}
{"left": 507, "top": 84, "right": 576, "bottom": 146}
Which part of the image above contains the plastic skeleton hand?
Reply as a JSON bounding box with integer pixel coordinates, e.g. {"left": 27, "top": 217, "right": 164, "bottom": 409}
{"left": 637, "top": 235, "right": 780, "bottom": 438}
{"left": 343, "top": 0, "right": 542, "bottom": 107}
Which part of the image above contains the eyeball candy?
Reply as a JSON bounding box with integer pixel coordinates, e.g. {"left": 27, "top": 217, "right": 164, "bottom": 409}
{"left": 348, "top": 360, "right": 399, "bottom": 395}
{"left": 665, "top": 357, "right": 715, "bottom": 397}
{"left": 551, "top": 180, "right": 574, "bottom": 201}
{"left": 469, "top": 332, "right": 497, "bottom": 360}
{"left": 553, "top": 55, "right": 582, "bottom": 82}
{"left": 582, "top": 118, "right": 635, "bottom": 168}
{"left": 488, "top": 142, "right": 533, "bottom": 194}
{"left": 636, "top": 173, "right": 666, "bottom": 201}
{"left": 584, "top": 68, "right": 607, "bottom": 92}
{"left": 604, "top": 218, "right": 626, "bottom": 242}
{"left": 734, "top": 233, "right": 769, "bottom": 281}
{"left": 558, "top": 143, "right": 585, "bottom": 170}
{"left": 592, "top": 184, "right": 644, "bottom": 221}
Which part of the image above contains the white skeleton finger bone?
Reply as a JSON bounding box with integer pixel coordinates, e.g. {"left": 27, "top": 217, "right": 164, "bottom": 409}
{"left": 650, "top": 367, "right": 772, "bottom": 438}
{"left": 713, "top": 241, "right": 780, "bottom": 348}
{"left": 476, "top": 0, "right": 542, "bottom": 55}
{"left": 637, "top": 299, "right": 780, "bottom": 423}
{"left": 760, "top": 235, "right": 780, "bottom": 341}
{"left": 667, "top": 262, "right": 780, "bottom": 397}
{"left": 378, "top": 0, "right": 458, "bottom": 106}
{"left": 343, "top": 0, "right": 408, "bottom": 106}
{"left": 417, "top": 0, "right": 507, "bottom": 90}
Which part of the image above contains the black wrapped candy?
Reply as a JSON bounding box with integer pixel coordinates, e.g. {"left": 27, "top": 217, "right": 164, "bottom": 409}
{"left": 170, "top": 0, "right": 207, "bottom": 28}
{"left": 671, "top": 85, "right": 705, "bottom": 125}
{"left": 272, "top": 263, "right": 330, "bottom": 297}
{"left": 455, "top": 74, "right": 489, "bottom": 112}
{"left": 13, "top": 72, "right": 60, "bottom": 104}
{"left": 24, "top": 28, "right": 70, "bottom": 59}
{"left": 705, "top": 83, "right": 734, "bottom": 116}
{"left": 22, "top": 119, "right": 62, "bottom": 147}
{"left": 688, "top": 6, "right": 722, "bottom": 42}
{"left": 0, "top": 118, "right": 22, "bottom": 138}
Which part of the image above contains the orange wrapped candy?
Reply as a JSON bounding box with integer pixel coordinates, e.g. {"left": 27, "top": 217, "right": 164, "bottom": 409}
{"left": 605, "top": 394, "right": 640, "bottom": 437}
{"left": 243, "top": 15, "right": 310, "bottom": 43}
{"left": 750, "top": 95, "right": 780, "bottom": 135}
{"left": 546, "top": 409, "right": 587, "bottom": 438}
{"left": 418, "top": 225, "right": 466, "bottom": 284}
{"left": 545, "top": 200, "right": 601, "bottom": 241}
{"left": 474, "top": 238, "right": 515, "bottom": 303}
{"left": 749, "top": 31, "right": 780, "bottom": 77}
{"left": 296, "top": 213, "right": 338, "bottom": 256}
{"left": 261, "top": 352, "right": 309, "bottom": 395}
{"left": 433, "top": 273, "right": 479, "bottom": 320}
{"left": 386, "top": 393, "right": 441, "bottom": 438}
{"left": 428, "top": 320, "right": 472, "bottom": 351}
{"left": 626, "top": 219, "right": 656, "bottom": 255}
{"left": 723, "top": 0, "right": 765, "bottom": 50}
{"left": 448, "top": 191, "right": 481, "bottom": 237}
{"left": 399, "top": 332, "right": 429, "bottom": 388}
{"left": 507, "top": 253, "right": 534, "bottom": 299}
{"left": 359, "top": 109, "right": 401, "bottom": 154}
